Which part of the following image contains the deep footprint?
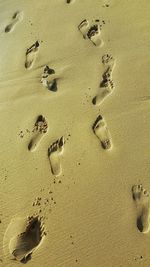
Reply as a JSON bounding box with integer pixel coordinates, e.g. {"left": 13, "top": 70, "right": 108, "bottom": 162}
{"left": 48, "top": 136, "right": 64, "bottom": 176}
{"left": 132, "top": 184, "right": 150, "bottom": 233}
{"left": 41, "top": 65, "right": 58, "bottom": 92}
{"left": 9, "top": 216, "right": 44, "bottom": 262}
{"left": 25, "top": 41, "right": 40, "bottom": 69}
{"left": 28, "top": 115, "right": 48, "bottom": 152}
{"left": 5, "top": 11, "right": 23, "bottom": 33}
{"left": 92, "top": 54, "right": 115, "bottom": 105}
{"left": 93, "top": 115, "right": 112, "bottom": 150}
{"left": 78, "top": 19, "right": 103, "bottom": 46}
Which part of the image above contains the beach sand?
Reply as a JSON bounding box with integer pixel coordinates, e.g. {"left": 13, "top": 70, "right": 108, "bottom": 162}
{"left": 0, "top": 0, "right": 150, "bottom": 266}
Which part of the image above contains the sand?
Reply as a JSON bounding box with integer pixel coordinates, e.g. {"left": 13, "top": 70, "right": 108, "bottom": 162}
{"left": 0, "top": 0, "right": 150, "bottom": 266}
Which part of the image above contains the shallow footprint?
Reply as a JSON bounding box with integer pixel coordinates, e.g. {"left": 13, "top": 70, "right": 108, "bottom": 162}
{"left": 93, "top": 115, "right": 112, "bottom": 150}
{"left": 28, "top": 115, "right": 48, "bottom": 152}
{"left": 25, "top": 41, "right": 40, "bottom": 69}
{"left": 100, "top": 54, "right": 115, "bottom": 91}
{"left": 4, "top": 216, "right": 44, "bottom": 263}
{"left": 48, "top": 137, "right": 64, "bottom": 176}
{"left": 5, "top": 11, "right": 23, "bottom": 33}
{"left": 93, "top": 54, "right": 115, "bottom": 105}
{"left": 78, "top": 19, "right": 103, "bottom": 46}
{"left": 92, "top": 86, "right": 112, "bottom": 105}
{"left": 132, "top": 184, "right": 150, "bottom": 233}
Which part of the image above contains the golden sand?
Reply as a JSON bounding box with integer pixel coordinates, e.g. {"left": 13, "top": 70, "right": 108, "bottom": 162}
{"left": 0, "top": 0, "right": 150, "bottom": 266}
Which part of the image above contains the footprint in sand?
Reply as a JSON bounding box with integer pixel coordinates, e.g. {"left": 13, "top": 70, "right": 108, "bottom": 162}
{"left": 78, "top": 19, "right": 103, "bottom": 47}
{"left": 3, "top": 216, "right": 44, "bottom": 263}
{"left": 48, "top": 136, "right": 64, "bottom": 176}
{"left": 25, "top": 41, "right": 40, "bottom": 69}
{"left": 28, "top": 115, "right": 48, "bottom": 152}
{"left": 93, "top": 115, "right": 112, "bottom": 150}
{"left": 93, "top": 54, "right": 116, "bottom": 105}
{"left": 41, "top": 65, "right": 58, "bottom": 92}
{"left": 5, "top": 11, "right": 23, "bottom": 33}
{"left": 132, "top": 184, "right": 150, "bottom": 233}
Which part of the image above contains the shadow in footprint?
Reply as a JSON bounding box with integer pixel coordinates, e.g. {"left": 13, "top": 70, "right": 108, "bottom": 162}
{"left": 48, "top": 137, "right": 64, "bottom": 176}
{"left": 137, "top": 216, "right": 144, "bottom": 233}
{"left": 93, "top": 115, "right": 112, "bottom": 150}
{"left": 66, "top": 0, "right": 75, "bottom": 3}
{"left": 25, "top": 41, "right": 40, "bottom": 69}
{"left": 12, "top": 216, "right": 43, "bottom": 262}
{"left": 20, "top": 253, "right": 32, "bottom": 264}
{"left": 78, "top": 19, "right": 103, "bottom": 46}
{"left": 92, "top": 54, "right": 115, "bottom": 106}
{"left": 3, "top": 216, "right": 45, "bottom": 263}
{"left": 132, "top": 184, "right": 150, "bottom": 233}
{"left": 28, "top": 115, "right": 48, "bottom": 152}
{"left": 48, "top": 79, "right": 58, "bottom": 92}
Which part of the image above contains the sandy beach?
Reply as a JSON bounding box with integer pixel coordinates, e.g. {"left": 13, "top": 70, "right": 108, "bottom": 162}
{"left": 0, "top": 0, "right": 150, "bottom": 266}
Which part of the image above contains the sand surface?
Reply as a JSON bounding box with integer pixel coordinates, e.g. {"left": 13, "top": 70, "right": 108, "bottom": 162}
{"left": 0, "top": 0, "right": 150, "bottom": 266}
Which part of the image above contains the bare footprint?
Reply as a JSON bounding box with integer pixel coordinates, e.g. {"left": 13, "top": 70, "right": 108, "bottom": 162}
{"left": 78, "top": 19, "right": 103, "bottom": 46}
{"left": 4, "top": 216, "right": 44, "bottom": 263}
{"left": 132, "top": 184, "right": 150, "bottom": 233}
{"left": 93, "top": 54, "right": 115, "bottom": 105}
{"left": 28, "top": 115, "right": 48, "bottom": 152}
{"left": 5, "top": 11, "right": 23, "bottom": 33}
{"left": 93, "top": 115, "right": 112, "bottom": 150}
{"left": 100, "top": 54, "right": 115, "bottom": 87}
{"left": 25, "top": 41, "right": 40, "bottom": 69}
{"left": 41, "top": 65, "right": 58, "bottom": 92}
{"left": 87, "top": 23, "right": 103, "bottom": 46}
{"left": 48, "top": 137, "right": 64, "bottom": 176}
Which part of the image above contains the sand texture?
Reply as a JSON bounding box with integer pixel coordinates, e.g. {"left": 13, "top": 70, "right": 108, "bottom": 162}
{"left": 0, "top": 0, "right": 150, "bottom": 266}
